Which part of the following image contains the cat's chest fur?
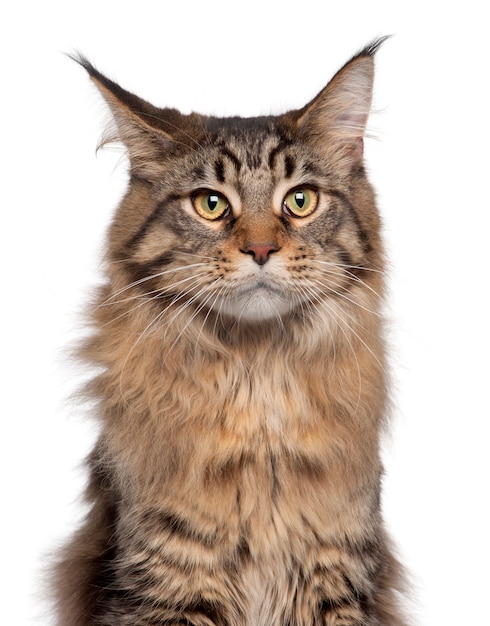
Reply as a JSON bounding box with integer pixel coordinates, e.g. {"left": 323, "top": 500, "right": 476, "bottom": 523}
{"left": 108, "top": 317, "right": 373, "bottom": 511}
{"left": 120, "top": 331, "right": 371, "bottom": 548}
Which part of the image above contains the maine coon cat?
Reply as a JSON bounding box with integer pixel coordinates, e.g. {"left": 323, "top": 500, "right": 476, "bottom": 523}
{"left": 54, "top": 38, "right": 408, "bottom": 625}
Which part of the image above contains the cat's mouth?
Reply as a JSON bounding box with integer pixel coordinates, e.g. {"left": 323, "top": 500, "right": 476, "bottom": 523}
{"left": 241, "top": 280, "right": 285, "bottom": 298}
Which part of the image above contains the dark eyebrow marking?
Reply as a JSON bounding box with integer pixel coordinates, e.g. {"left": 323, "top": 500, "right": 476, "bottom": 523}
{"left": 267, "top": 139, "right": 293, "bottom": 170}
{"left": 284, "top": 155, "right": 296, "bottom": 178}
{"left": 192, "top": 165, "right": 205, "bottom": 181}
{"left": 214, "top": 158, "right": 225, "bottom": 183}
{"left": 246, "top": 151, "right": 262, "bottom": 170}
{"left": 220, "top": 146, "right": 242, "bottom": 173}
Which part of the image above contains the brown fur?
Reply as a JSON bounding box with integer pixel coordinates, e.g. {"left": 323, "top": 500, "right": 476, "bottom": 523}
{"left": 54, "top": 38, "right": 409, "bottom": 625}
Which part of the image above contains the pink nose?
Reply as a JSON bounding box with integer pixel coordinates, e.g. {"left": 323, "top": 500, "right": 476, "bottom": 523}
{"left": 241, "top": 242, "right": 280, "bottom": 265}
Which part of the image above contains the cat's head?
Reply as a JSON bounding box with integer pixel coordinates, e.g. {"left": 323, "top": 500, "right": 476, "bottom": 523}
{"left": 76, "top": 39, "right": 386, "bottom": 325}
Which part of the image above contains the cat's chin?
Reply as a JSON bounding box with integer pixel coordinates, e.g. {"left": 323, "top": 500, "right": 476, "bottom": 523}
{"left": 215, "top": 287, "right": 294, "bottom": 322}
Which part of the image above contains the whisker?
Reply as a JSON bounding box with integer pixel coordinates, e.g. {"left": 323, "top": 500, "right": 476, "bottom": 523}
{"left": 310, "top": 276, "right": 382, "bottom": 318}
{"left": 294, "top": 283, "right": 317, "bottom": 323}
{"left": 212, "top": 284, "right": 229, "bottom": 337}
{"left": 194, "top": 284, "right": 227, "bottom": 349}
{"left": 303, "top": 280, "right": 384, "bottom": 372}
{"left": 312, "top": 259, "right": 384, "bottom": 302}
{"left": 172, "top": 250, "right": 218, "bottom": 262}
{"left": 292, "top": 285, "right": 338, "bottom": 366}
{"left": 117, "top": 279, "right": 214, "bottom": 402}
{"left": 168, "top": 282, "right": 222, "bottom": 354}
{"left": 313, "top": 259, "right": 382, "bottom": 274}
{"left": 342, "top": 269, "right": 384, "bottom": 301}
{"left": 104, "top": 272, "right": 210, "bottom": 308}
{"left": 101, "top": 274, "right": 210, "bottom": 328}
{"left": 117, "top": 306, "right": 167, "bottom": 405}
{"left": 302, "top": 284, "right": 362, "bottom": 414}
{"left": 100, "top": 262, "right": 209, "bottom": 306}
{"left": 157, "top": 282, "right": 216, "bottom": 344}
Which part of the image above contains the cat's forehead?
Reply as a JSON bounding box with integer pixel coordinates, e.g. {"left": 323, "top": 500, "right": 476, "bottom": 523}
{"left": 209, "top": 121, "right": 282, "bottom": 159}
{"left": 204, "top": 114, "right": 280, "bottom": 138}
{"left": 197, "top": 115, "right": 303, "bottom": 181}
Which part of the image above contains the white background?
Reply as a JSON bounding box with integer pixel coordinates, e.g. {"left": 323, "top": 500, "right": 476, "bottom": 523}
{"left": 2, "top": 2, "right": 489, "bottom": 624}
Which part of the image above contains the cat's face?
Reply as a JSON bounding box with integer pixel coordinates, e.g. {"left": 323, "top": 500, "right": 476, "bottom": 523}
{"left": 78, "top": 41, "right": 384, "bottom": 326}
{"left": 123, "top": 122, "right": 372, "bottom": 323}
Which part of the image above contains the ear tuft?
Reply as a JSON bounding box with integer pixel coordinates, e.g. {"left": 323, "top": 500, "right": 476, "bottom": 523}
{"left": 71, "top": 53, "right": 201, "bottom": 180}
{"left": 294, "top": 37, "right": 389, "bottom": 171}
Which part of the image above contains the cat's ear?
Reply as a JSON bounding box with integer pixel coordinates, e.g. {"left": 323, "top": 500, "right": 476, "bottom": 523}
{"left": 72, "top": 55, "right": 201, "bottom": 180}
{"left": 292, "top": 38, "right": 387, "bottom": 172}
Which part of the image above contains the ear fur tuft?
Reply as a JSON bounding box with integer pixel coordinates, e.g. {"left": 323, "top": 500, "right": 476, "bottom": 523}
{"left": 293, "top": 36, "right": 389, "bottom": 171}
{"left": 70, "top": 53, "right": 202, "bottom": 179}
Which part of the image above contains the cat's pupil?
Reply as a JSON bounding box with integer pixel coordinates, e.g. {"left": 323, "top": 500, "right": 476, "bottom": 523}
{"left": 295, "top": 192, "right": 305, "bottom": 208}
{"left": 208, "top": 195, "right": 219, "bottom": 211}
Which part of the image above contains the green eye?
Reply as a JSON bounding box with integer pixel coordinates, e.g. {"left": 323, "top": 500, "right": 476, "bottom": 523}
{"left": 192, "top": 191, "right": 229, "bottom": 220}
{"left": 283, "top": 188, "right": 319, "bottom": 218}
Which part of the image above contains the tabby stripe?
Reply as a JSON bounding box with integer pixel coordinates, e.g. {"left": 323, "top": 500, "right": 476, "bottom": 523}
{"left": 320, "top": 597, "right": 353, "bottom": 612}
{"left": 185, "top": 599, "right": 227, "bottom": 625}
{"left": 124, "top": 193, "right": 182, "bottom": 251}
{"left": 335, "top": 246, "right": 355, "bottom": 270}
{"left": 329, "top": 189, "right": 371, "bottom": 252}
{"left": 158, "top": 511, "right": 220, "bottom": 548}
{"left": 319, "top": 597, "right": 369, "bottom": 620}
{"left": 284, "top": 154, "right": 296, "bottom": 178}
{"left": 111, "top": 591, "right": 226, "bottom": 625}
{"left": 246, "top": 150, "right": 262, "bottom": 170}
{"left": 126, "top": 252, "right": 176, "bottom": 284}
{"left": 192, "top": 165, "right": 205, "bottom": 181}
{"left": 318, "top": 572, "right": 371, "bottom": 615}
{"left": 214, "top": 157, "right": 226, "bottom": 183}
{"left": 267, "top": 139, "right": 292, "bottom": 170}
{"left": 220, "top": 146, "right": 242, "bottom": 173}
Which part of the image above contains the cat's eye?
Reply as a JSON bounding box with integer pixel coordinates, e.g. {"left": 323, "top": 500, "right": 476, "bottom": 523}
{"left": 192, "top": 190, "right": 230, "bottom": 221}
{"left": 283, "top": 187, "right": 319, "bottom": 218}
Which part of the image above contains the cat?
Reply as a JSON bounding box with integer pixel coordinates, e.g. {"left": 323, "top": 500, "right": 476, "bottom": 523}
{"left": 53, "top": 38, "right": 409, "bottom": 625}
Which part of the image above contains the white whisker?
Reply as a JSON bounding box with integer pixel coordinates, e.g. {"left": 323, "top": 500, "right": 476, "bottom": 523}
{"left": 117, "top": 278, "right": 215, "bottom": 402}
{"left": 302, "top": 284, "right": 362, "bottom": 415}
{"left": 172, "top": 250, "right": 218, "bottom": 262}
{"left": 310, "top": 276, "right": 381, "bottom": 318}
{"left": 100, "top": 274, "right": 211, "bottom": 330}
{"left": 104, "top": 272, "right": 210, "bottom": 308}
{"left": 313, "top": 259, "right": 382, "bottom": 274}
{"left": 168, "top": 282, "right": 222, "bottom": 354}
{"left": 100, "top": 262, "right": 209, "bottom": 306}
{"left": 312, "top": 259, "right": 384, "bottom": 301}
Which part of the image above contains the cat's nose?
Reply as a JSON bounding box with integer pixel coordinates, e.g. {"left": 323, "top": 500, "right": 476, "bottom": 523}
{"left": 241, "top": 242, "right": 280, "bottom": 266}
